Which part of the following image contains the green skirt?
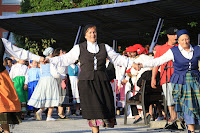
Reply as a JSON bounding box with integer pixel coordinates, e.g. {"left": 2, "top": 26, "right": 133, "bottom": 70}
{"left": 0, "top": 112, "right": 21, "bottom": 124}
{"left": 13, "top": 76, "right": 28, "bottom": 103}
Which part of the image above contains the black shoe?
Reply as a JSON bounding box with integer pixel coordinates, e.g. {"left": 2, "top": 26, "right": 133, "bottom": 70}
{"left": 187, "top": 130, "right": 195, "bottom": 133}
{"left": 58, "top": 115, "right": 69, "bottom": 119}
{"left": 180, "top": 120, "right": 186, "bottom": 129}
{"left": 165, "top": 122, "right": 178, "bottom": 130}
{"left": 133, "top": 117, "right": 142, "bottom": 124}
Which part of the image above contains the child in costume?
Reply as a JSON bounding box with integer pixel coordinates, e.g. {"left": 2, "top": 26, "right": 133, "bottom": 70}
{"left": 9, "top": 59, "right": 28, "bottom": 120}
{"left": 25, "top": 60, "right": 40, "bottom": 119}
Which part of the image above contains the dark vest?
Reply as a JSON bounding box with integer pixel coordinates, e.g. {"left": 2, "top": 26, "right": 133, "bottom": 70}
{"left": 0, "top": 39, "right": 5, "bottom": 72}
{"left": 78, "top": 41, "right": 109, "bottom": 81}
{"left": 170, "top": 45, "right": 200, "bottom": 84}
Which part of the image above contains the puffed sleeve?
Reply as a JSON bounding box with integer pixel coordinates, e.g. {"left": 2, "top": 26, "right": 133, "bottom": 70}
{"left": 105, "top": 44, "right": 134, "bottom": 68}
{"left": 2, "top": 38, "right": 41, "bottom": 62}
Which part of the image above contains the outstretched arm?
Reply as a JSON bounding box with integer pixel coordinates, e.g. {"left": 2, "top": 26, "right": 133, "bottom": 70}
{"left": 105, "top": 44, "right": 134, "bottom": 68}
{"left": 142, "top": 49, "right": 174, "bottom": 68}
{"left": 2, "top": 38, "right": 43, "bottom": 62}
{"left": 49, "top": 45, "right": 80, "bottom": 67}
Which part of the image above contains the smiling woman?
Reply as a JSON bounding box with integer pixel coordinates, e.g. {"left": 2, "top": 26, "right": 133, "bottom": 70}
{"left": 84, "top": 24, "right": 97, "bottom": 44}
{"left": 48, "top": 24, "right": 138, "bottom": 133}
{"left": 140, "top": 29, "right": 200, "bottom": 133}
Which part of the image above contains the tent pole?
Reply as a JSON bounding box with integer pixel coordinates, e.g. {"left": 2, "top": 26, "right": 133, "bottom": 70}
{"left": 113, "top": 40, "right": 117, "bottom": 51}
{"left": 115, "top": 40, "right": 118, "bottom": 52}
{"left": 6, "top": 31, "right": 11, "bottom": 40}
{"left": 74, "top": 26, "right": 82, "bottom": 46}
{"left": 113, "top": 40, "right": 116, "bottom": 51}
{"left": 149, "top": 18, "right": 164, "bottom": 53}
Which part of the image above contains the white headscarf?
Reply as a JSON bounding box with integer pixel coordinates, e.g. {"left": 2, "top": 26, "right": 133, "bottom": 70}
{"left": 43, "top": 47, "right": 54, "bottom": 56}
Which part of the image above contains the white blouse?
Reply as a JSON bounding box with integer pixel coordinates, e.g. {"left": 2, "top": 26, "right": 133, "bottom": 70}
{"left": 49, "top": 41, "right": 133, "bottom": 69}
{"left": 9, "top": 63, "right": 28, "bottom": 84}
{"left": 2, "top": 38, "right": 41, "bottom": 62}
{"left": 143, "top": 44, "right": 195, "bottom": 68}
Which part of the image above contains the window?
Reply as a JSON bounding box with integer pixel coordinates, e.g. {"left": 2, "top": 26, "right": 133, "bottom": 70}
{"left": 2, "top": 0, "right": 22, "bottom": 5}
{"left": 2, "top": 12, "right": 17, "bottom": 16}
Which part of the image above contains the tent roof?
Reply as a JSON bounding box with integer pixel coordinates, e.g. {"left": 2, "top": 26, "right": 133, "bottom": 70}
{"left": 0, "top": 0, "right": 200, "bottom": 50}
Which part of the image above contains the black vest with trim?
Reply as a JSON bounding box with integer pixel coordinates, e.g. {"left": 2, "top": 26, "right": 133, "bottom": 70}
{"left": 78, "top": 41, "right": 109, "bottom": 81}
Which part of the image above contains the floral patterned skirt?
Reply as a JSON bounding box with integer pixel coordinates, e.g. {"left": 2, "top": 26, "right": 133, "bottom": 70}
{"left": 88, "top": 118, "right": 116, "bottom": 128}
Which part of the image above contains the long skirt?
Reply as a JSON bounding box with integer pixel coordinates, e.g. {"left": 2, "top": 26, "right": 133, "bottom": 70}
{"left": 28, "top": 76, "right": 59, "bottom": 108}
{"left": 0, "top": 70, "right": 21, "bottom": 124}
{"left": 78, "top": 73, "right": 115, "bottom": 128}
{"left": 56, "top": 78, "right": 72, "bottom": 106}
{"left": 27, "top": 81, "right": 38, "bottom": 110}
{"left": 172, "top": 72, "right": 200, "bottom": 125}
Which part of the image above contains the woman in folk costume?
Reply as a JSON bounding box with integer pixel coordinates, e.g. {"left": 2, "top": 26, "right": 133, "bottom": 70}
{"left": 51, "top": 48, "right": 69, "bottom": 119}
{"left": 129, "top": 47, "right": 153, "bottom": 124}
{"left": 0, "top": 38, "right": 44, "bottom": 133}
{"left": 28, "top": 47, "right": 59, "bottom": 121}
{"left": 68, "top": 61, "right": 80, "bottom": 116}
{"left": 46, "top": 24, "right": 138, "bottom": 133}
{"left": 9, "top": 59, "right": 28, "bottom": 120}
{"left": 122, "top": 44, "right": 142, "bottom": 119}
{"left": 25, "top": 60, "right": 40, "bottom": 119}
{"left": 139, "top": 29, "right": 200, "bottom": 133}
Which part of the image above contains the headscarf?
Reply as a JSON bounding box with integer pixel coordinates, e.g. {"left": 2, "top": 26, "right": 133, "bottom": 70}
{"left": 43, "top": 47, "right": 54, "bottom": 56}
{"left": 177, "top": 29, "right": 189, "bottom": 40}
{"left": 83, "top": 24, "right": 96, "bottom": 36}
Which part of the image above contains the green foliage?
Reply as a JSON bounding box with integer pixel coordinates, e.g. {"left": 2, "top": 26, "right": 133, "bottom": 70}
{"left": 159, "top": 30, "right": 166, "bottom": 37}
{"left": 187, "top": 22, "right": 198, "bottom": 28}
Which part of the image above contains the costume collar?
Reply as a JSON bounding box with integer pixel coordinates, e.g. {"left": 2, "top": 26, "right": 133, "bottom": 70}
{"left": 178, "top": 44, "right": 193, "bottom": 52}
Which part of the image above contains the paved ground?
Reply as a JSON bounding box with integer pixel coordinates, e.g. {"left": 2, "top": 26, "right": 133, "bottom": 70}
{"left": 10, "top": 114, "right": 189, "bottom": 133}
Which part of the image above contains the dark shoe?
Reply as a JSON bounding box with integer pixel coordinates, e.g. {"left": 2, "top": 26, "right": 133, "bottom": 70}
{"left": 133, "top": 117, "right": 142, "bottom": 124}
{"left": 58, "top": 115, "right": 69, "bottom": 119}
{"left": 165, "top": 122, "right": 178, "bottom": 130}
{"left": 180, "top": 120, "right": 186, "bottom": 129}
{"left": 188, "top": 130, "right": 195, "bottom": 133}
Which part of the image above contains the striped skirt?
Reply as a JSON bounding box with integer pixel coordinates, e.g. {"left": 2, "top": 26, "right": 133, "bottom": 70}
{"left": 172, "top": 72, "right": 200, "bottom": 121}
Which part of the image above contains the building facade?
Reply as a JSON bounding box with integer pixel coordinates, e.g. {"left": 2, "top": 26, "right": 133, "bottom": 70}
{"left": 0, "top": 0, "right": 21, "bottom": 43}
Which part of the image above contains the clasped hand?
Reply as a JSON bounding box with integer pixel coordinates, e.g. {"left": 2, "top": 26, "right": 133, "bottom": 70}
{"left": 39, "top": 57, "right": 50, "bottom": 64}
{"left": 132, "top": 63, "right": 143, "bottom": 71}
